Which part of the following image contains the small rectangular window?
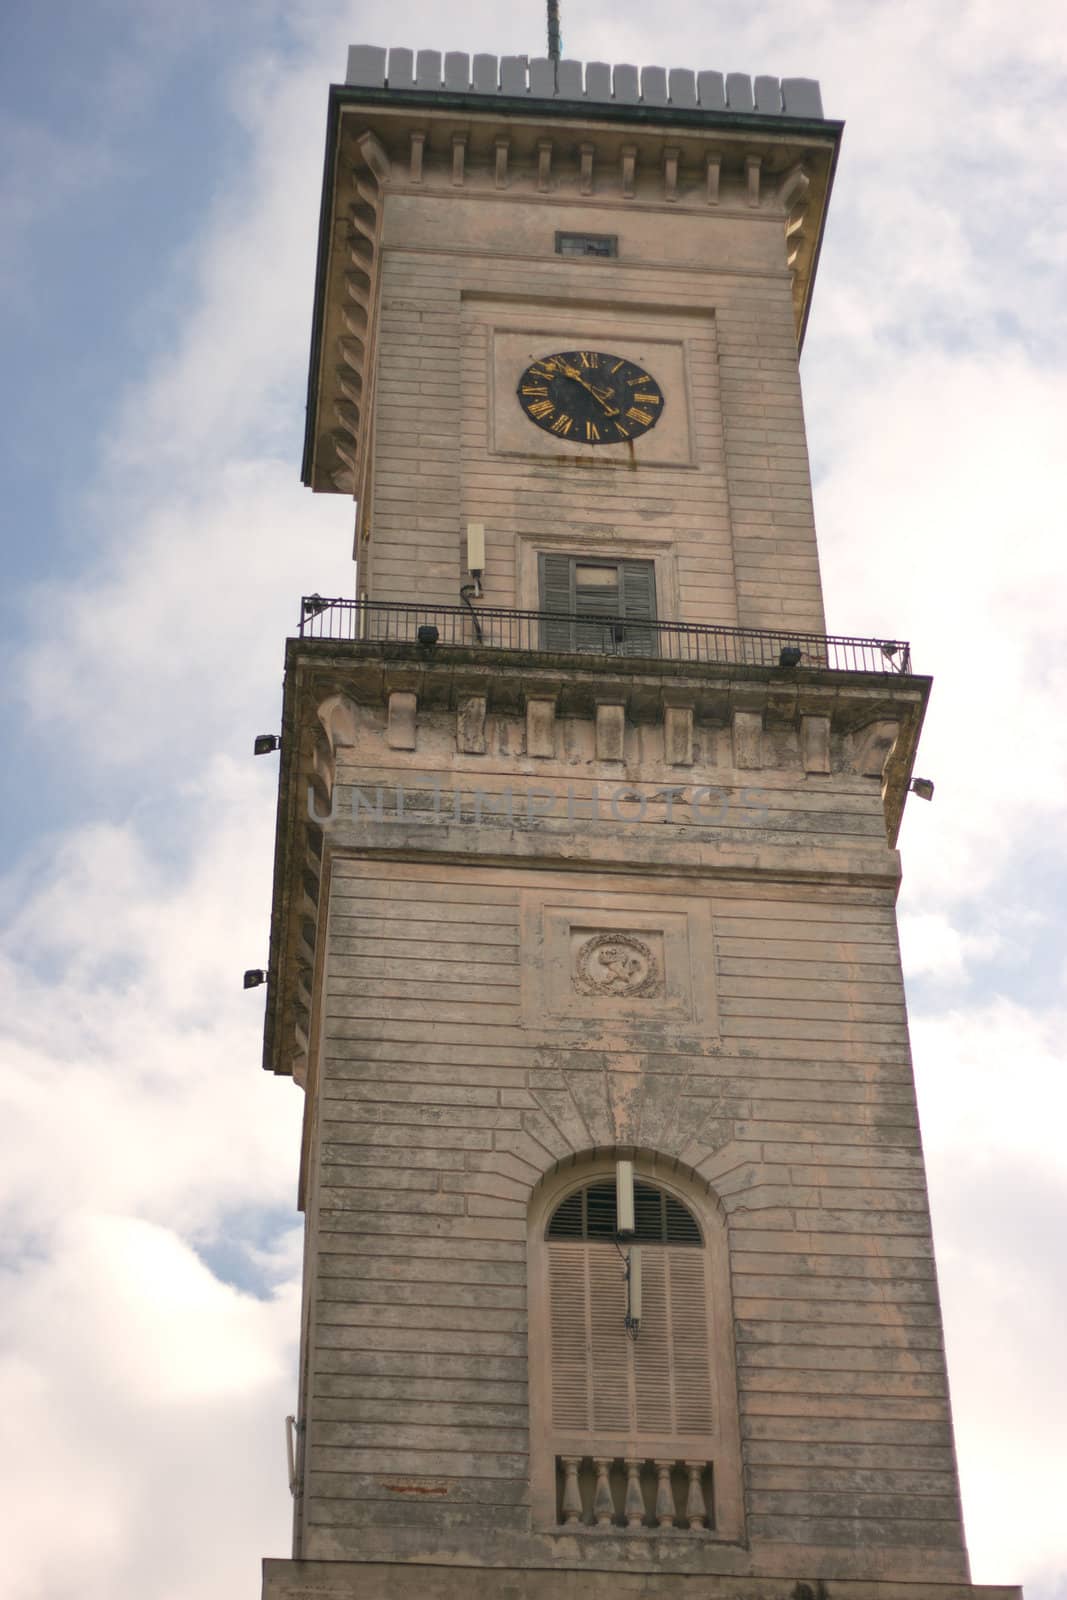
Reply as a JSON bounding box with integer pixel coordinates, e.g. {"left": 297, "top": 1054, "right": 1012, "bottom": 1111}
{"left": 539, "top": 553, "right": 656, "bottom": 656}
{"left": 555, "top": 231, "right": 618, "bottom": 258}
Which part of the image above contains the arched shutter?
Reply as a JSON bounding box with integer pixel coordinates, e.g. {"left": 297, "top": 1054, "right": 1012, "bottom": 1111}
{"left": 547, "top": 1241, "right": 713, "bottom": 1439}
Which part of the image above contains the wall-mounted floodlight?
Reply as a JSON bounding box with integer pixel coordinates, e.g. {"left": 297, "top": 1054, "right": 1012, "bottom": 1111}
{"left": 243, "top": 969, "right": 267, "bottom": 989}
{"left": 417, "top": 624, "right": 440, "bottom": 649}
{"left": 910, "top": 778, "right": 935, "bottom": 801}
{"left": 302, "top": 594, "right": 329, "bottom": 618}
{"left": 616, "top": 1159, "right": 636, "bottom": 1236}
{"left": 466, "top": 522, "right": 485, "bottom": 593}
{"left": 254, "top": 734, "right": 281, "bottom": 755}
{"left": 778, "top": 646, "right": 802, "bottom": 669}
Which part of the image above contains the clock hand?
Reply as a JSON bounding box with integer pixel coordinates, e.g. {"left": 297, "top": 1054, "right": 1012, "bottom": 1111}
{"left": 558, "top": 362, "right": 621, "bottom": 416}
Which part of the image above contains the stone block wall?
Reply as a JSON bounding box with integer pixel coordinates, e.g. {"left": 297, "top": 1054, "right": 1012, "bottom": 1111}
{"left": 287, "top": 685, "right": 966, "bottom": 1582}
{"left": 362, "top": 188, "right": 824, "bottom": 636}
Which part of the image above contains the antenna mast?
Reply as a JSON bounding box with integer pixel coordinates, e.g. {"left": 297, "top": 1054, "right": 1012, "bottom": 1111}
{"left": 547, "top": 0, "right": 561, "bottom": 63}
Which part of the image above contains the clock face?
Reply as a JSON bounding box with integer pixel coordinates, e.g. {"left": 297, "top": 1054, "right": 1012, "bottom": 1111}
{"left": 516, "top": 350, "right": 665, "bottom": 445}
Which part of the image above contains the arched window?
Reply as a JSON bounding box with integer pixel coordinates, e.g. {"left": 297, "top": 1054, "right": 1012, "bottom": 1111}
{"left": 528, "top": 1165, "right": 742, "bottom": 1538}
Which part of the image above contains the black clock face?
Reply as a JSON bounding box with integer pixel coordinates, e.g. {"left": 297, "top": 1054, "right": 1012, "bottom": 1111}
{"left": 516, "top": 350, "right": 665, "bottom": 445}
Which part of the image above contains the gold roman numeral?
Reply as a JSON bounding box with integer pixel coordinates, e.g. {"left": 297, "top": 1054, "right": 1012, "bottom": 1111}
{"left": 579, "top": 351, "right": 598, "bottom": 368}
{"left": 550, "top": 413, "right": 574, "bottom": 435}
{"left": 626, "top": 407, "right": 653, "bottom": 426}
{"left": 632, "top": 392, "right": 661, "bottom": 405}
{"left": 585, "top": 421, "right": 601, "bottom": 441}
{"left": 614, "top": 421, "right": 631, "bottom": 438}
{"left": 528, "top": 399, "right": 555, "bottom": 419}
{"left": 521, "top": 384, "right": 549, "bottom": 396}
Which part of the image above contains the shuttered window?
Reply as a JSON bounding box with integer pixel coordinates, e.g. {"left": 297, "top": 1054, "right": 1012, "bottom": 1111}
{"left": 546, "top": 1181, "right": 714, "bottom": 1444}
{"left": 538, "top": 553, "right": 657, "bottom": 657}
{"left": 547, "top": 1242, "right": 714, "bottom": 1438}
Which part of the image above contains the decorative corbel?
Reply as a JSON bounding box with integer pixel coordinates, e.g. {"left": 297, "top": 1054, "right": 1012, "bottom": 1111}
{"left": 778, "top": 162, "right": 810, "bottom": 210}
{"left": 620, "top": 144, "right": 636, "bottom": 199}
{"left": 705, "top": 151, "right": 721, "bottom": 205}
{"left": 451, "top": 133, "right": 466, "bottom": 186}
{"left": 494, "top": 137, "right": 510, "bottom": 189}
{"left": 537, "top": 139, "right": 553, "bottom": 192}
{"left": 663, "top": 146, "right": 680, "bottom": 202}
{"left": 409, "top": 131, "right": 425, "bottom": 183}
{"left": 786, "top": 209, "right": 806, "bottom": 269}
{"left": 356, "top": 130, "right": 390, "bottom": 183}
{"left": 745, "top": 154, "right": 762, "bottom": 207}
{"left": 317, "top": 693, "right": 362, "bottom": 753}
{"left": 848, "top": 720, "right": 900, "bottom": 779}
{"left": 579, "top": 142, "right": 595, "bottom": 196}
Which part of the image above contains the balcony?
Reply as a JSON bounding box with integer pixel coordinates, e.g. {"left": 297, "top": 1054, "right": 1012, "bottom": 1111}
{"left": 297, "top": 597, "right": 912, "bottom": 676}
{"left": 555, "top": 1454, "right": 716, "bottom": 1532}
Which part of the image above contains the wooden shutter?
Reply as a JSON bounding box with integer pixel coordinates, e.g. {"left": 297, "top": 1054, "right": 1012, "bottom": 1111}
{"left": 548, "top": 1244, "right": 591, "bottom": 1430}
{"left": 633, "top": 1250, "right": 673, "bottom": 1432}
{"left": 588, "top": 1247, "right": 631, "bottom": 1432}
{"left": 573, "top": 563, "right": 621, "bottom": 653}
{"left": 618, "top": 560, "right": 657, "bottom": 657}
{"left": 666, "top": 1249, "right": 714, "bottom": 1433}
{"left": 539, "top": 555, "right": 658, "bottom": 656}
{"left": 539, "top": 553, "right": 576, "bottom": 651}
{"left": 548, "top": 1240, "right": 713, "bottom": 1441}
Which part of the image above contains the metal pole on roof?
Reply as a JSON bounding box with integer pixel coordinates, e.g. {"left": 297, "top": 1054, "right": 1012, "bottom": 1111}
{"left": 547, "top": 0, "right": 562, "bottom": 63}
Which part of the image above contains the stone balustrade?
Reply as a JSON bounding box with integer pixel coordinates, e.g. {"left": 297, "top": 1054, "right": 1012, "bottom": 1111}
{"left": 556, "top": 1455, "right": 713, "bottom": 1531}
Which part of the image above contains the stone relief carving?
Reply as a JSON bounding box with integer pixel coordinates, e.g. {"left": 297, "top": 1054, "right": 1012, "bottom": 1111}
{"left": 573, "top": 933, "right": 662, "bottom": 998}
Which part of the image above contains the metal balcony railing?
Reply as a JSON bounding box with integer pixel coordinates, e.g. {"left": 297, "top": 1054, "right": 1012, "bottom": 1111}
{"left": 297, "top": 597, "right": 912, "bottom": 676}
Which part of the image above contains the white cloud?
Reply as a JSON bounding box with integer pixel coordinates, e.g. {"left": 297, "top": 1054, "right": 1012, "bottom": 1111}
{"left": 1, "top": 1214, "right": 299, "bottom": 1600}
{"left": 898, "top": 910, "right": 1004, "bottom": 982}
{"left": 912, "top": 1002, "right": 1067, "bottom": 1592}
{"left": 0, "top": 764, "right": 306, "bottom": 1242}
{"left": 0, "top": 767, "right": 305, "bottom": 1598}
{"left": 18, "top": 463, "right": 353, "bottom": 770}
{"left": 813, "top": 351, "right": 1067, "bottom": 907}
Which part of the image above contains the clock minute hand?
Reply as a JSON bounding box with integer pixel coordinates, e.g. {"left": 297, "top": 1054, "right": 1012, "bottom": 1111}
{"left": 559, "top": 362, "right": 621, "bottom": 416}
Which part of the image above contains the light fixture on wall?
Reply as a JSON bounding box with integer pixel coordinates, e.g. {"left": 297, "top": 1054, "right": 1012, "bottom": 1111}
{"left": 616, "top": 1159, "right": 636, "bottom": 1236}
{"left": 616, "top": 1160, "right": 641, "bottom": 1339}
{"left": 466, "top": 522, "right": 485, "bottom": 596}
{"left": 460, "top": 523, "right": 486, "bottom": 642}
{"left": 624, "top": 1247, "right": 642, "bottom": 1341}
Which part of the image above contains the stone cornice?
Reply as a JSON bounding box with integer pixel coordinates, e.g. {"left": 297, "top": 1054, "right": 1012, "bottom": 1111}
{"left": 262, "top": 640, "right": 929, "bottom": 1082}
{"left": 302, "top": 88, "right": 839, "bottom": 494}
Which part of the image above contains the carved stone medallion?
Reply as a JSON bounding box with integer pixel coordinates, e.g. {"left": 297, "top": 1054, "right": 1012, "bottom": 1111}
{"left": 573, "top": 933, "right": 662, "bottom": 998}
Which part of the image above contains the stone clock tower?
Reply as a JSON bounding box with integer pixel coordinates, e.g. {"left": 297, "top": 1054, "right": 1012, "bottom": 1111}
{"left": 260, "top": 42, "right": 1020, "bottom": 1600}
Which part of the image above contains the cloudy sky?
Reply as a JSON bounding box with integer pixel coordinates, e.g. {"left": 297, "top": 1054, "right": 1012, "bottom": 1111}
{"left": 2, "top": 2, "right": 1065, "bottom": 1597}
